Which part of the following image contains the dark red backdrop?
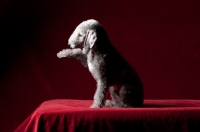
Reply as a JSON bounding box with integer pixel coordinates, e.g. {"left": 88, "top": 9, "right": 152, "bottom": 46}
{"left": 1, "top": 0, "right": 200, "bottom": 131}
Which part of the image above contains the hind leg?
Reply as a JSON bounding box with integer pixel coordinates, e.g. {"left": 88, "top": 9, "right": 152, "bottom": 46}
{"left": 119, "top": 85, "right": 143, "bottom": 107}
{"left": 105, "top": 86, "right": 123, "bottom": 107}
{"left": 105, "top": 85, "right": 143, "bottom": 108}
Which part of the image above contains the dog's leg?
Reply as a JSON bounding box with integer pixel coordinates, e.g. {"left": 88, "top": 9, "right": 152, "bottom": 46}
{"left": 119, "top": 85, "right": 143, "bottom": 107}
{"left": 105, "top": 86, "right": 123, "bottom": 107}
{"left": 57, "top": 48, "right": 82, "bottom": 58}
{"left": 90, "top": 80, "right": 108, "bottom": 108}
{"left": 57, "top": 48, "right": 87, "bottom": 67}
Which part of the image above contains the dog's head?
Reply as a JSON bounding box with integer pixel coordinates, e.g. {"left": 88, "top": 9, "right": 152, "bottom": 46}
{"left": 68, "top": 19, "right": 100, "bottom": 52}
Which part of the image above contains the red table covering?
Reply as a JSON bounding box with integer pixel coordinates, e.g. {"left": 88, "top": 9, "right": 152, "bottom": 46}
{"left": 15, "top": 99, "right": 200, "bottom": 132}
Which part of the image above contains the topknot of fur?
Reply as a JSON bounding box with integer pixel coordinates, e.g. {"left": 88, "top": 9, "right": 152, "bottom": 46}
{"left": 77, "top": 19, "right": 101, "bottom": 32}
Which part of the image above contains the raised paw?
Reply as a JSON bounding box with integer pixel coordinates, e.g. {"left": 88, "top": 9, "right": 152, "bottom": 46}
{"left": 57, "top": 49, "right": 72, "bottom": 58}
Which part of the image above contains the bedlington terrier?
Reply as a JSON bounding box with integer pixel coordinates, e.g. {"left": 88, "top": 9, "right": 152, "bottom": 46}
{"left": 57, "top": 19, "right": 143, "bottom": 108}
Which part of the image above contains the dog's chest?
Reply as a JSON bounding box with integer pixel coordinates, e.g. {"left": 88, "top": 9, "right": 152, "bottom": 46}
{"left": 87, "top": 52, "right": 97, "bottom": 72}
{"left": 88, "top": 61, "right": 100, "bottom": 81}
{"left": 88, "top": 61, "right": 95, "bottom": 73}
{"left": 87, "top": 54, "right": 101, "bottom": 80}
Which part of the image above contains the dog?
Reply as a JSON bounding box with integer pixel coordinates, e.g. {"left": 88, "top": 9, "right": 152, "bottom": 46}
{"left": 57, "top": 19, "right": 143, "bottom": 108}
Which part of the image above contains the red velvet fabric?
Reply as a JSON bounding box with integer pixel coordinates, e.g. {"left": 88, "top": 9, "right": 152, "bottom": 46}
{"left": 15, "top": 100, "right": 200, "bottom": 132}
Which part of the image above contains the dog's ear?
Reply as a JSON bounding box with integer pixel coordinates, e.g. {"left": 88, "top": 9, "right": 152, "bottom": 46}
{"left": 82, "top": 30, "right": 97, "bottom": 54}
{"left": 84, "top": 30, "right": 97, "bottom": 49}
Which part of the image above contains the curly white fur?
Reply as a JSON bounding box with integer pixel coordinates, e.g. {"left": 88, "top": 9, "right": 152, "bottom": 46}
{"left": 57, "top": 19, "right": 143, "bottom": 108}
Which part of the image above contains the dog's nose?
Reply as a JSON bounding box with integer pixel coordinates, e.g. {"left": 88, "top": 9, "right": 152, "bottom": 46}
{"left": 68, "top": 43, "right": 70, "bottom": 46}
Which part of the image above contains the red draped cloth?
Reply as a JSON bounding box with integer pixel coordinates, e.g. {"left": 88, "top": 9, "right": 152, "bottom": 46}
{"left": 15, "top": 99, "right": 200, "bottom": 132}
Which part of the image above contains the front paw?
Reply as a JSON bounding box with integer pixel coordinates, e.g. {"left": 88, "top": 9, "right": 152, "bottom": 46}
{"left": 57, "top": 49, "right": 72, "bottom": 58}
